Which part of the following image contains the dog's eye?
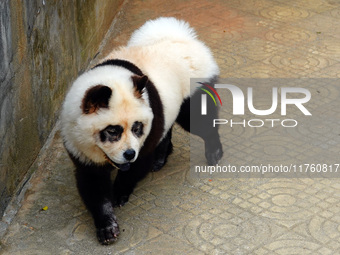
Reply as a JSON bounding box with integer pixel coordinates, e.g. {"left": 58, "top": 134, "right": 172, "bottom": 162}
{"left": 100, "top": 125, "right": 123, "bottom": 142}
{"left": 106, "top": 129, "right": 118, "bottom": 137}
{"left": 132, "top": 121, "right": 144, "bottom": 137}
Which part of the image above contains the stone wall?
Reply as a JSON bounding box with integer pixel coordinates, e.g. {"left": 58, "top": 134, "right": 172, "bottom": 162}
{"left": 0, "top": 0, "right": 124, "bottom": 218}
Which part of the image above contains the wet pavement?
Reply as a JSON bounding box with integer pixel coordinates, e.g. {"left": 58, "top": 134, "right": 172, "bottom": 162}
{"left": 2, "top": 0, "right": 340, "bottom": 254}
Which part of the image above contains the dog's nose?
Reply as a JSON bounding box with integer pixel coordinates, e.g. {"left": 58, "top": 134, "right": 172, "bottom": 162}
{"left": 123, "top": 149, "right": 136, "bottom": 161}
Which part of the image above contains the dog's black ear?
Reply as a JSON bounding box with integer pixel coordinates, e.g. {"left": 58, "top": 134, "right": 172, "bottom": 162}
{"left": 81, "top": 85, "right": 112, "bottom": 114}
{"left": 132, "top": 75, "right": 148, "bottom": 98}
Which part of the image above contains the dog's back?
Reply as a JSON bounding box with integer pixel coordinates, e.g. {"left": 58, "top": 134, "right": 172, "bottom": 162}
{"left": 127, "top": 17, "right": 197, "bottom": 47}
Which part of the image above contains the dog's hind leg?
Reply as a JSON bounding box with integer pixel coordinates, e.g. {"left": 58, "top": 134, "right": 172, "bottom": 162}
{"left": 176, "top": 87, "right": 223, "bottom": 165}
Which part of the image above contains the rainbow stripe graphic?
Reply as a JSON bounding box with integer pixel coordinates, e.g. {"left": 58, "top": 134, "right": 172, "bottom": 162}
{"left": 197, "top": 82, "right": 222, "bottom": 106}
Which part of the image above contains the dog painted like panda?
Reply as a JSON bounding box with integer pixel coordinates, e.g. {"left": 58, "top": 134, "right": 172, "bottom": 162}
{"left": 61, "top": 17, "right": 223, "bottom": 245}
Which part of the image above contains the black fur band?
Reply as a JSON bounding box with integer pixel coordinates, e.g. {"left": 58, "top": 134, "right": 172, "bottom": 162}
{"left": 93, "top": 59, "right": 144, "bottom": 76}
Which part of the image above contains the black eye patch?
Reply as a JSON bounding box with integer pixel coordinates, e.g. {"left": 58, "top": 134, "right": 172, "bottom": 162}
{"left": 100, "top": 125, "right": 123, "bottom": 142}
{"left": 131, "top": 121, "right": 144, "bottom": 137}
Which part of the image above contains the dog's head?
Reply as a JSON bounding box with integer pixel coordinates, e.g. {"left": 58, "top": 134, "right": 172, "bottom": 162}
{"left": 61, "top": 67, "right": 153, "bottom": 169}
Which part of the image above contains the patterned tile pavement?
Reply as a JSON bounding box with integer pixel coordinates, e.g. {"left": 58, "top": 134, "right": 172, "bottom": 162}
{"left": 2, "top": 0, "right": 340, "bottom": 254}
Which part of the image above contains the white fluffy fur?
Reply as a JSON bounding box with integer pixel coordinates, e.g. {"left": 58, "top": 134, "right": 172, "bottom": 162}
{"left": 128, "top": 17, "right": 197, "bottom": 47}
{"left": 106, "top": 17, "right": 219, "bottom": 135}
{"left": 61, "top": 17, "right": 219, "bottom": 165}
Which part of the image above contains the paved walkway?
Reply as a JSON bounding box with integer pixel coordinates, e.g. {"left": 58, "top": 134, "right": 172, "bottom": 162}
{"left": 2, "top": 0, "right": 340, "bottom": 254}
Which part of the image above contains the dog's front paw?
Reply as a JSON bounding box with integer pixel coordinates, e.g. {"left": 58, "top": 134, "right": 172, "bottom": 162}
{"left": 97, "top": 219, "right": 120, "bottom": 245}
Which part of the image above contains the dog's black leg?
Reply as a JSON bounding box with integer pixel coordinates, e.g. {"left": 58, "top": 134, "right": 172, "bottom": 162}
{"left": 152, "top": 126, "right": 173, "bottom": 172}
{"left": 176, "top": 84, "right": 223, "bottom": 165}
{"left": 112, "top": 155, "right": 153, "bottom": 207}
{"left": 70, "top": 154, "right": 119, "bottom": 245}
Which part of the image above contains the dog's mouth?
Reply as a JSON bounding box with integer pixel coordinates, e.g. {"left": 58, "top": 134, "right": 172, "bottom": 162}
{"left": 103, "top": 153, "right": 131, "bottom": 171}
{"left": 116, "top": 163, "right": 131, "bottom": 171}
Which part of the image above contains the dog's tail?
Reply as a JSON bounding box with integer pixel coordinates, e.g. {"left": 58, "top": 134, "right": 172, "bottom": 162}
{"left": 127, "top": 17, "right": 197, "bottom": 47}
